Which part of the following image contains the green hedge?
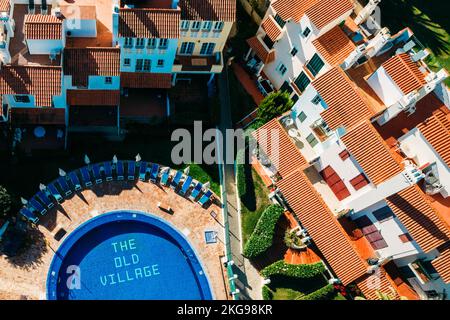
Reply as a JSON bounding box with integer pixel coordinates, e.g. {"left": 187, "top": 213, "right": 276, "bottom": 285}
{"left": 262, "top": 285, "right": 273, "bottom": 300}
{"left": 261, "top": 260, "right": 326, "bottom": 279}
{"left": 236, "top": 149, "right": 246, "bottom": 198}
{"left": 299, "top": 284, "right": 336, "bottom": 300}
{"left": 243, "top": 205, "right": 284, "bottom": 258}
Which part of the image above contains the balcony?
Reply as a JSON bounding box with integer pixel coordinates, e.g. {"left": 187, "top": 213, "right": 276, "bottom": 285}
{"left": 173, "top": 52, "right": 223, "bottom": 73}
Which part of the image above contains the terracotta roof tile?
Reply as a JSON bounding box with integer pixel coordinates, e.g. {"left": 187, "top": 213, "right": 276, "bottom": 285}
{"left": 272, "top": 0, "right": 317, "bottom": 23}
{"left": 252, "top": 118, "right": 307, "bottom": 179}
{"left": 355, "top": 268, "right": 396, "bottom": 300}
{"left": 67, "top": 90, "right": 121, "bottom": 106}
{"left": 0, "top": 66, "right": 62, "bottom": 107}
{"left": 63, "top": 48, "right": 120, "bottom": 87}
{"left": 386, "top": 186, "right": 450, "bottom": 253}
{"left": 312, "top": 25, "right": 356, "bottom": 66}
{"left": 10, "top": 107, "right": 65, "bottom": 125}
{"left": 120, "top": 72, "right": 172, "bottom": 89}
{"left": 432, "top": 242, "right": 450, "bottom": 283}
{"left": 24, "top": 14, "right": 63, "bottom": 40}
{"left": 341, "top": 121, "right": 401, "bottom": 185}
{"left": 261, "top": 16, "right": 281, "bottom": 42}
{"left": 118, "top": 8, "right": 180, "bottom": 39}
{"left": 382, "top": 53, "right": 426, "bottom": 95}
{"left": 0, "top": 0, "right": 10, "bottom": 12}
{"left": 246, "top": 36, "right": 275, "bottom": 64}
{"left": 277, "top": 169, "right": 368, "bottom": 285}
{"left": 179, "top": 0, "right": 236, "bottom": 22}
{"left": 313, "top": 67, "right": 374, "bottom": 130}
{"left": 417, "top": 115, "right": 450, "bottom": 167}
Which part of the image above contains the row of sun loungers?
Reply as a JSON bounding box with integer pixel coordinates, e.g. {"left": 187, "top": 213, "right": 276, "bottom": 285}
{"left": 20, "top": 160, "right": 214, "bottom": 223}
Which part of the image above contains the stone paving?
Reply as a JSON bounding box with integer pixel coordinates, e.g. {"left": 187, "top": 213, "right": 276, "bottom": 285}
{"left": 0, "top": 180, "right": 228, "bottom": 300}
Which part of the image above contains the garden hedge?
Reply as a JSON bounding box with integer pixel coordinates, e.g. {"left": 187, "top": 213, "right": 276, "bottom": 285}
{"left": 260, "top": 260, "right": 326, "bottom": 279}
{"left": 299, "top": 284, "right": 336, "bottom": 300}
{"left": 243, "top": 205, "right": 284, "bottom": 258}
{"left": 262, "top": 285, "right": 273, "bottom": 300}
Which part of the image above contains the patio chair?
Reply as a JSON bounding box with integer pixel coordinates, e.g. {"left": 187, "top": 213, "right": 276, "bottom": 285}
{"left": 150, "top": 163, "right": 160, "bottom": 183}
{"left": 189, "top": 181, "right": 203, "bottom": 201}
{"left": 170, "top": 170, "right": 183, "bottom": 190}
{"left": 47, "top": 182, "right": 63, "bottom": 203}
{"left": 160, "top": 168, "right": 170, "bottom": 186}
{"left": 20, "top": 207, "right": 39, "bottom": 224}
{"left": 139, "top": 161, "right": 148, "bottom": 181}
{"left": 103, "top": 162, "right": 113, "bottom": 182}
{"left": 92, "top": 163, "right": 103, "bottom": 184}
{"left": 29, "top": 197, "right": 47, "bottom": 215}
{"left": 179, "top": 176, "right": 193, "bottom": 197}
{"left": 36, "top": 190, "right": 55, "bottom": 209}
{"left": 198, "top": 190, "right": 213, "bottom": 207}
{"left": 80, "top": 166, "right": 93, "bottom": 187}
{"left": 115, "top": 160, "right": 125, "bottom": 181}
{"left": 57, "top": 177, "right": 73, "bottom": 197}
{"left": 68, "top": 171, "right": 82, "bottom": 191}
{"left": 128, "top": 161, "right": 136, "bottom": 180}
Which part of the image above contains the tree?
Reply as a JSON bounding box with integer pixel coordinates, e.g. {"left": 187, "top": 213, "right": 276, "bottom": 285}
{"left": 0, "top": 186, "right": 12, "bottom": 219}
{"left": 256, "top": 91, "right": 293, "bottom": 125}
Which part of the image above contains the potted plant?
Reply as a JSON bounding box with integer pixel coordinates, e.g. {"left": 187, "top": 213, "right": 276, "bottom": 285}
{"left": 284, "top": 229, "right": 306, "bottom": 250}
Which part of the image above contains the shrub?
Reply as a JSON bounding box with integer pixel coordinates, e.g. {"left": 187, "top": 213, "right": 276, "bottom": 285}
{"left": 261, "top": 260, "right": 326, "bottom": 279}
{"left": 299, "top": 284, "right": 336, "bottom": 300}
{"left": 0, "top": 186, "right": 12, "bottom": 219}
{"left": 256, "top": 91, "right": 293, "bottom": 125}
{"left": 243, "top": 205, "right": 284, "bottom": 258}
{"left": 262, "top": 285, "right": 273, "bottom": 300}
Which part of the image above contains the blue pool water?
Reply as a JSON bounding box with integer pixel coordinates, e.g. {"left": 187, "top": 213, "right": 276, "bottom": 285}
{"left": 47, "top": 211, "right": 213, "bottom": 300}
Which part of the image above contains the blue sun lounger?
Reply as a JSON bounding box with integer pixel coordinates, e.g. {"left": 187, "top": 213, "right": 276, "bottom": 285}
{"left": 160, "top": 168, "right": 170, "bottom": 186}
{"left": 80, "top": 166, "right": 93, "bottom": 187}
{"left": 150, "top": 163, "right": 159, "bottom": 183}
{"left": 57, "top": 177, "right": 72, "bottom": 197}
{"left": 92, "top": 163, "right": 102, "bottom": 184}
{"left": 68, "top": 171, "right": 82, "bottom": 191}
{"left": 29, "top": 197, "right": 47, "bottom": 215}
{"left": 128, "top": 161, "right": 136, "bottom": 180}
{"left": 115, "top": 160, "right": 124, "bottom": 181}
{"left": 36, "top": 190, "right": 54, "bottom": 209}
{"left": 170, "top": 170, "right": 183, "bottom": 190}
{"left": 47, "top": 182, "right": 63, "bottom": 203}
{"left": 139, "top": 162, "right": 148, "bottom": 181}
{"left": 179, "top": 176, "right": 193, "bottom": 196}
{"left": 189, "top": 182, "right": 203, "bottom": 201}
{"left": 20, "top": 207, "right": 39, "bottom": 224}
{"left": 198, "top": 190, "right": 213, "bottom": 207}
{"left": 103, "top": 162, "right": 113, "bottom": 182}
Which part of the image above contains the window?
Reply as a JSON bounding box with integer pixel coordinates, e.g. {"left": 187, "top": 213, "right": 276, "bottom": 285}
{"left": 280, "top": 81, "right": 293, "bottom": 94}
{"left": 294, "top": 72, "right": 310, "bottom": 92}
{"left": 339, "top": 149, "right": 350, "bottom": 161}
{"left": 157, "top": 59, "right": 164, "bottom": 67}
{"left": 143, "top": 59, "right": 151, "bottom": 71}
{"left": 306, "top": 54, "right": 325, "bottom": 77}
{"left": 147, "top": 38, "right": 157, "bottom": 49}
{"left": 159, "top": 39, "right": 168, "bottom": 49}
{"left": 135, "top": 59, "right": 143, "bottom": 71}
{"left": 200, "top": 43, "right": 215, "bottom": 55}
{"left": 213, "top": 21, "right": 224, "bottom": 32}
{"left": 123, "top": 58, "right": 131, "bottom": 66}
{"left": 14, "top": 95, "right": 30, "bottom": 103}
{"left": 290, "top": 47, "right": 298, "bottom": 56}
{"left": 306, "top": 133, "right": 318, "bottom": 147}
{"left": 191, "top": 21, "right": 201, "bottom": 31}
{"left": 124, "top": 37, "right": 133, "bottom": 48}
{"left": 202, "top": 21, "right": 212, "bottom": 31}
{"left": 180, "top": 20, "right": 190, "bottom": 30}
{"left": 311, "top": 95, "right": 322, "bottom": 105}
{"left": 180, "top": 42, "right": 195, "bottom": 55}
{"left": 302, "top": 27, "right": 311, "bottom": 38}
{"left": 136, "top": 38, "right": 145, "bottom": 48}
{"left": 274, "top": 14, "right": 286, "bottom": 28}
{"left": 105, "top": 77, "right": 112, "bottom": 84}
{"left": 291, "top": 94, "right": 299, "bottom": 103}
{"left": 277, "top": 63, "right": 287, "bottom": 76}
{"left": 349, "top": 173, "right": 370, "bottom": 191}
{"left": 298, "top": 111, "right": 307, "bottom": 123}
{"left": 262, "top": 35, "right": 274, "bottom": 49}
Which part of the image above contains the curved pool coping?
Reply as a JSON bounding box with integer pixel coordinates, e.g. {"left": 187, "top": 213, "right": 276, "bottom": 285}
{"left": 46, "top": 210, "right": 214, "bottom": 300}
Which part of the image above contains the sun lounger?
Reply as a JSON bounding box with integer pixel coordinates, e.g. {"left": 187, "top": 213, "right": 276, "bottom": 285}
{"left": 179, "top": 176, "right": 193, "bottom": 196}
{"left": 29, "top": 197, "right": 47, "bottom": 215}
{"left": 139, "top": 162, "right": 148, "bottom": 181}
{"left": 189, "top": 182, "right": 203, "bottom": 201}
{"left": 115, "top": 160, "right": 124, "bottom": 181}
{"left": 57, "top": 177, "right": 73, "bottom": 197}
{"left": 150, "top": 163, "right": 160, "bottom": 183}
{"left": 92, "top": 163, "right": 102, "bottom": 184}
{"left": 160, "top": 168, "right": 170, "bottom": 186}
{"left": 128, "top": 161, "right": 136, "bottom": 180}
{"left": 170, "top": 170, "right": 183, "bottom": 190}
{"left": 36, "top": 190, "right": 55, "bottom": 209}
{"left": 198, "top": 190, "right": 213, "bottom": 207}
{"left": 47, "top": 182, "right": 63, "bottom": 203}
{"left": 103, "top": 162, "right": 113, "bottom": 182}
{"left": 80, "top": 166, "right": 93, "bottom": 187}
{"left": 68, "top": 171, "right": 82, "bottom": 191}
{"left": 20, "top": 207, "right": 39, "bottom": 224}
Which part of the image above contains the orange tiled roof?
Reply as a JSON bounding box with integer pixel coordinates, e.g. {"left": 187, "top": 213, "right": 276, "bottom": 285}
{"left": 0, "top": 0, "right": 10, "bottom": 12}
{"left": 63, "top": 48, "right": 120, "bottom": 87}
{"left": 432, "top": 242, "right": 450, "bottom": 283}
{"left": 247, "top": 36, "right": 275, "bottom": 64}
{"left": 67, "top": 90, "right": 121, "bottom": 106}
{"left": 313, "top": 67, "right": 374, "bottom": 131}
{"left": 10, "top": 107, "right": 65, "bottom": 125}
{"left": 382, "top": 53, "right": 426, "bottom": 95}
{"left": 252, "top": 118, "right": 307, "bottom": 179}
{"left": 118, "top": 8, "right": 180, "bottom": 39}
{"left": 341, "top": 121, "right": 401, "bottom": 185}
{"left": 277, "top": 169, "right": 368, "bottom": 285}
{"left": 386, "top": 186, "right": 450, "bottom": 253}
{"left": 0, "top": 66, "right": 62, "bottom": 107}
{"left": 312, "top": 25, "right": 356, "bottom": 66}
{"left": 355, "top": 268, "right": 397, "bottom": 300}
{"left": 417, "top": 115, "right": 450, "bottom": 167}
{"left": 179, "top": 0, "right": 236, "bottom": 22}
{"left": 261, "top": 16, "right": 282, "bottom": 42}
{"left": 24, "top": 14, "right": 63, "bottom": 40}
{"left": 120, "top": 72, "right": 172, "bottom": 89}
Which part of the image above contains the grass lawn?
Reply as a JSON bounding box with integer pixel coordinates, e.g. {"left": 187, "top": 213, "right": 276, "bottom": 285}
{"left": 268, "top": 274, "right": 329, "bottom": 300}
{"left": 379, "top": 0, "right": 450, "bottom": 86}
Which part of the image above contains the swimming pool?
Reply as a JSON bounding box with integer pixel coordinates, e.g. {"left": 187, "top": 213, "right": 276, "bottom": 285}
{"left": 47, "top": 211, "right": 213, "bottom": 300}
